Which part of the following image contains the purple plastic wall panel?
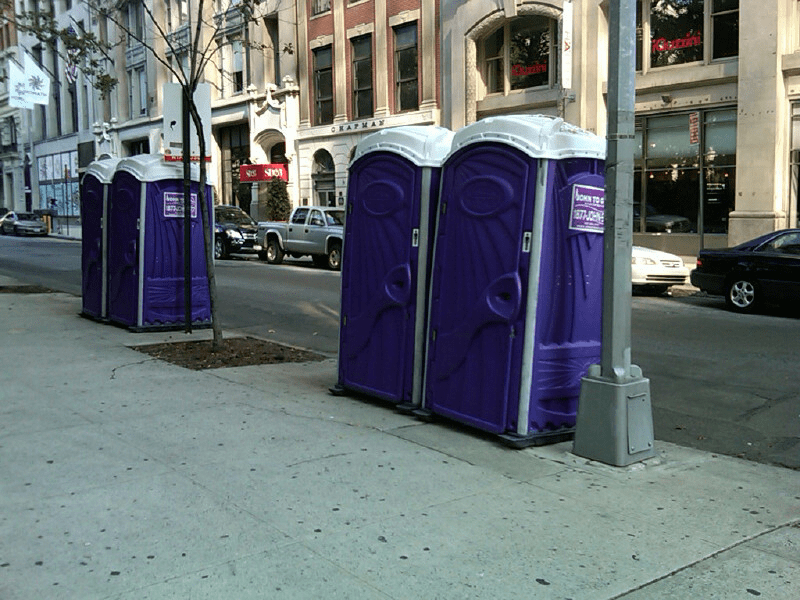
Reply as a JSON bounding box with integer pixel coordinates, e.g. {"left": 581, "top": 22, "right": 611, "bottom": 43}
{"left": 80, "top": 175, "right": 105, "bottom": 319}
{"left": 141, "top": 180, "right": 212, "bottom": 326}
{"left": 425, "top": 144, "right": 536, "bottom": 433}
{"left": 107, "top": 171, "right": 141, "bottom": 327}
{"left": 520, "top": 158, "right": 605, "bottom": 433}
{"left": 339, "top": 152, "right": 423, "bottom": 403}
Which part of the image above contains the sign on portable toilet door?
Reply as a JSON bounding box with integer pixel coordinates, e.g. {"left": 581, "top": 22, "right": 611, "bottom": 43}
{"left": 569, "top": 184, "right": 605, "bottom": 233}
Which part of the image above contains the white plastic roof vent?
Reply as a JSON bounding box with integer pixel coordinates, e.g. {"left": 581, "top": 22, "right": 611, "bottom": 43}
{"left": 351, "top": 126, "right": 456, "bottom": 167}
{"left": 83, "top": 157, "right": 122, "bottom": 184}
{"left": 448, "top": 114, "right": 606, "bottom": 161}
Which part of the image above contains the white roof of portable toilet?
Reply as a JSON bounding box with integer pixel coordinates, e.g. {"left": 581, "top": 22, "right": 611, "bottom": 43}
{"left": 83, "top": 157, "right": 122, "bottom": 184}
{"left": 448, "top": 114, "right": 606, "bottom": 161}
{"left": 115, "top": 154, "right": 207, "bottom": 183}
{"left": 351, "top": 126, "right": 455, "bottom": 167}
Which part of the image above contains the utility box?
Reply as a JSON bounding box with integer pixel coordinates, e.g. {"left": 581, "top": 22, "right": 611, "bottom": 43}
{"left": 335, "top": 126, "right": 454, "bottom": 405}
{"left": 80, "top": 157, "right": 120, "bottom": 320}
{"left": 105, "top": 154, "right": 213, "bottom": 330}
{"left": 423, "top": 115, "right": 606, "bottom": 446}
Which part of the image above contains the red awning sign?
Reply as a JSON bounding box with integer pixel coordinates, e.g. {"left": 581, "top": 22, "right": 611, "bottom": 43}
{"left": 239, "top": 163, "right": 288, "bottom": 182}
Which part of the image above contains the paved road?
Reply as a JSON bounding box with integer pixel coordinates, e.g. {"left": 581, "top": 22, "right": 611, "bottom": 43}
{"left": 1, "top": 234, "right": 798, "bottom": 468}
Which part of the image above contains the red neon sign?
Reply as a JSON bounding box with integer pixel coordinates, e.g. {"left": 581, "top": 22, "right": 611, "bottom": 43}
{"left": 511, "top": 63, "right": 547, "bottom": 77}
{"left": 651, "top": 32, "right": 702, "bottom": 54}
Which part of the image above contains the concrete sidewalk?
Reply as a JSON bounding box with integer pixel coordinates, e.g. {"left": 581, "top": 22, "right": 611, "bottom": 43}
{"left": 0, "top": 277, "right": 797, "bottom": 600}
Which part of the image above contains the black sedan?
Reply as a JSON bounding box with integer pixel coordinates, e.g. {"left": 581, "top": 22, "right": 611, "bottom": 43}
{"left": 691, "top": 229, "right": 800, "bottom": 313}
{"left": 214, "top": 205, "right": 261, "bottom": 260}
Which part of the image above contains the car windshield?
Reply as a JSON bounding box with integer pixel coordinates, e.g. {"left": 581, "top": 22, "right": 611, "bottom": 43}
{"left": 216, "top": 208, "right": 255, "bottom": 226}
{"left": 19, "top": 213, "right": 40, "bottom": 221}
{"left": 325, "top": 210, "right": 345, "bottom": 226}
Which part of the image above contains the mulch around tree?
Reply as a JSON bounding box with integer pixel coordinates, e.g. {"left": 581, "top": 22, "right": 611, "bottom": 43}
{"left": 132, "top": 336, "right": 327, "bottom": 370}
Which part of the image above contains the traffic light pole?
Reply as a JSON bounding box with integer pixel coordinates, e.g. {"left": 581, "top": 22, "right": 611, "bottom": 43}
{"left": 572, "top": 0, "right": 655, "bottom": 466}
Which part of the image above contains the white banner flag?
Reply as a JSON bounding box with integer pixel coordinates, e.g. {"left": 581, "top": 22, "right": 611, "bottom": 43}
{"left": 8, "top": 60, "right": 33, "bottom": 109}
{"left": 22, "top": 52, "right": 51, "bottom": 106}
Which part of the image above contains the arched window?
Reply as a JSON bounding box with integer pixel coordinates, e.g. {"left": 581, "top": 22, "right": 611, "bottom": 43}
{"left": 312, "top": 149, "right": 335, "bottom": 207}
{"left": 270, "top": 142, "right": 286, "bottom": 164}
{"left": 481, "top": 15, "right": 558, "bottom": 95}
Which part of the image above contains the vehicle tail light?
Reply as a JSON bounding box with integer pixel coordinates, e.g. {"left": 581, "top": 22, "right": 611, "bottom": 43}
{"left": 696, "top": 258, "right": 703, "bottom": 268}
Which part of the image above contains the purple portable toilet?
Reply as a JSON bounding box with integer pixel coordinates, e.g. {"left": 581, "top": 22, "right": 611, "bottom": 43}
{"left": 334, "top": 126, "right": 454, "bottom": 406}
{"left": 424, "top": 115, "right": 606, "bottom": 446}
{"left": 81, "top": 157, "right": 121, "bottom": 320}
{"left": 106, "top": 154, "right": 212, "bottom": 330}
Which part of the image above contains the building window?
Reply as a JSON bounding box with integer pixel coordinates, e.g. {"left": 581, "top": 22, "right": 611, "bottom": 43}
{"left": 219, "top": 37, "right": 245, "bottom": 96}
{"left": 68, "top": 82, "right": 78, "bottom": 132}
{"left": 216, "top": 123, "right": 250, "bottom": 208}
{"left": 312, "top": 149, "right": 335, "bottom": 206}
{"left": 484, "top": 27, "right": 504, "bottom": 94}
{"left": 641, "top": 0, "right": 737, "bottom": 70}
{"left": 481, "top": 15, "right": 558, "bottom": 95}
{"left": 138, "top": 68, "right": 148, "bottom": 115}
{"left": 311, "top": 0, "right": 330, "bottom": 17}
{"left": 634, "top": 108, "right": 736, "bottom": 236}
{"left": 169, "top": 52, "right": 189, "bottom": 83}
{"left": 394, "top": 22, "right": 418, "bottom": 112}
{"left": 351, "top": 34, "right": 373, "bottom": 119}
{"left": 711, "top": 0, "right": 738, "bottom": 60}
{"left": 126, "top": 139, "right": 149, "bottom": 156}
{"left": 313, "top": 45, "right": 333, "bottom": 125}
{"left": 127, "top": 67, "right": 147, "bottom": 118}
{"left": 264, "top": 15, "right": 280, "bottom": 85}
{"left": 166, "top": 0, "right": 188, "bottom": 31}
{"left": 126, "top": 0, "right": 144, "bottom": 46}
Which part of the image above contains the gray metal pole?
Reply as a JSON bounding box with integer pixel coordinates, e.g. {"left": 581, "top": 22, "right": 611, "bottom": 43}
{"left": 572, "top": 0, "right": 655, "bottom": 466}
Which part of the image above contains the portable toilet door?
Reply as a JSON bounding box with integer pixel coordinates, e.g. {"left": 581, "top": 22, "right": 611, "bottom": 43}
{"left": 423, "top": 115, "right": 606, "bottom": 444}
{"left": 336, "top": 126, "right": 454, "bottom": 406}
{"left": 80, "top": 157, "right": 120, "bottom": 320}
{"left": 107, "top": 155, "right": 211, "bottom": 330}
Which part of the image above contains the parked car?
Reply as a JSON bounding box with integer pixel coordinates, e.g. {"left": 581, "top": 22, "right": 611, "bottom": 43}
{"left": 690, "top": 229, "right": 800, "bottom": 313}
{"left": 257, "top": 206, "right": 344, "bottom": 270}
{"left": 631, "top": 246, "right": 690, "bottom": 295}
{"left": 214, "top": 205, "right": 261, "bottom": 260}
{"left": 634, "top": 204, "right": 692, "bottom": 233}
{"left": 0, "top": 211, "right": 48, "bottom": 236}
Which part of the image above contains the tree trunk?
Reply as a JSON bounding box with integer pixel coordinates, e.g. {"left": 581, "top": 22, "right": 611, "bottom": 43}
{"left": 189, "top": 100, "right": 223, "bottom": 351}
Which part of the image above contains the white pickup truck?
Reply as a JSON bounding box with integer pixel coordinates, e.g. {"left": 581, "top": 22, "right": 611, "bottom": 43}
{"left": 257, "top": 206, "right": 345, "bottom": 270}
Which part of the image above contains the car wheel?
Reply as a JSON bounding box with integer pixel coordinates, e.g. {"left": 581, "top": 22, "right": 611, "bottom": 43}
{"left": 327, "top": 242, "right": 342, "bottom": 271}
{"left": 13, "top": 225, "right": 20, "bottom": 236}
{"left": 214, "top": 236, "right": 228, "bottom": 260}
{"left": 726, "top": 276, "right": 758, "bottom": 313}
{"left": 265, "top": 238, "right": 284, "bottom": 264}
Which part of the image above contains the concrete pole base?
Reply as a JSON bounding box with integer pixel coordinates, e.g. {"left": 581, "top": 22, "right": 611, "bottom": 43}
{"left": 573, "top": 365, "right": 656, "bottom": 467}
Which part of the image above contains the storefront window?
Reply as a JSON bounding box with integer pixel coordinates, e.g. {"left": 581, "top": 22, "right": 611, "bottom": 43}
{"left": 650, "top": 0, "right": 703, "bottom": 68}
{"left": 509, "top": 17, "right": 552, "bottom": 90}
{"left": 481, "top": 15, "right": 557, "bottom": 95}
{"left": 635, "top": 108, "right": 736, "bottom": 235}
{"left": 703, "top": 109, "right": 736, "bottom": 233}
{"left": 790, "top": 104, "right": 800, "bottom": 228}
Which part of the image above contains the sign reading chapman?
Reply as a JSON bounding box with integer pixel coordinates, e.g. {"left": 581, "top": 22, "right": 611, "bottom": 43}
{"left": 330, "top": 119, "right": 385, "bottom": 134}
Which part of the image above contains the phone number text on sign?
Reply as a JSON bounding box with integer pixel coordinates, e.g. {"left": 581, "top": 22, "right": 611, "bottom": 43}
{"left": 569, "top": 184, "right": 604, "bottom": 233}
{"left": 163, "top": 192, "right": 198, "bottom": 218}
